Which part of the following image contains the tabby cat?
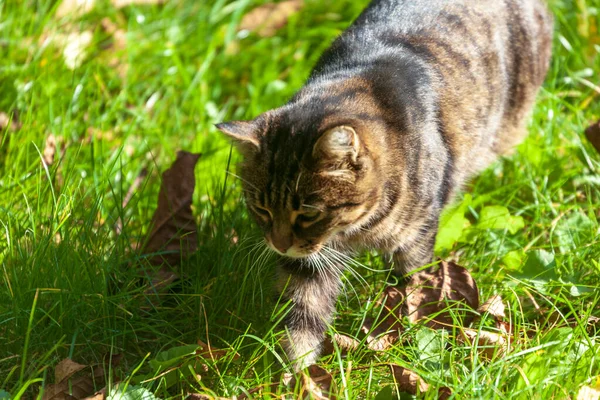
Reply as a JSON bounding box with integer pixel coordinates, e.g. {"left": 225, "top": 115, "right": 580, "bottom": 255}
{"left": 217, "top": 0, "right": 553, "bottom": 370}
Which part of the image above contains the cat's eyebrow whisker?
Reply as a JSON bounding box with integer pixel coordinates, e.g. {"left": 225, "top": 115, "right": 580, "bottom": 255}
{"left": 226, "top": 171, "right": 261, "bottom": 193}
{"left": 300, "top": 204, "right": 323, "bottom": 211}
{"left": 294, "top": 171, "right": 303, "bottom": 192}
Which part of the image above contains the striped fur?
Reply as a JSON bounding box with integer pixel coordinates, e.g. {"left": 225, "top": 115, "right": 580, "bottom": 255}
{"left": 217, "top": 0, "right": 553, "bottom": 370}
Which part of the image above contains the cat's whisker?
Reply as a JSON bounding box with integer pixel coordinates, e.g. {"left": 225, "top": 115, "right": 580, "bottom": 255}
{"left": 312, "top": 251, "right": 344, "bottom": 297}
{"left": 226, "top": 171, "right": 261, "bottom": 193}
{"left": 294, "top": 171, "right": 303, "bottom": 193}
{"left": 300, "top": 204, "right": 323, "bottom": 211}
{"left": 325, "top": 245, "right": 385, "bottom": 273}
{"left": 321, "top": 246, "right": 369, "bottom": 289}
{"left": 319, "top": 250, "right": 358, "bottom": 302}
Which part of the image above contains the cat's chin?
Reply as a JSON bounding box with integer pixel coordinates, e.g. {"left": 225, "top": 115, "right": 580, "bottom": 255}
{"left": 273, "top": 248, "right": 318, "bottom": 259}
{"left": 266, "top": 242, "right": 321, "bottom": 259}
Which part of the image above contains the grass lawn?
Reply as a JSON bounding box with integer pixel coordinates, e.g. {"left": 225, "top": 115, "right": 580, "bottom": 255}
{"left": 1, "top": 0, "right": 599, "bottom": 398}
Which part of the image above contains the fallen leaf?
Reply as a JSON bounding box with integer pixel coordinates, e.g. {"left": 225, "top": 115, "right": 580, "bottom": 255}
{"left": 478, "top": 294, "right": 506, "bottom": 319}
{"left": 56, "top": 0, "right": 96, "bottom": 18}
{"left": 322, "top": 333, "right": 360, "bottom": 355}
{"left": 361, "top": 318, "right": 399, "bottom": 352}
{"left": 359, "top": 286, "right": 404, "bottom": 351}
{"left": 578, "top": 383, "right": 600, "bottom": 400}
{"left": 111, "top": 0, "right": 165, "bottom": 8}
{"left": 185, "top": 395, "right": 230, "bottom": 400}
{"left": 196, "top": 339, "right": 238, "bottom": 362}
{"left": 366, "top": 333, "right": 398, "bottom": 351}
{"left": 239, "top": 0, "right": 304, "bottom": 38}
{"left": 438, "top": 386, "right": 453, "bottom": 399}
{"left": 389, "top": 365, "right": 451, "bottom": 399}
{"left": 83, "top": 389, "right": 106, "bottom": 400}
{"left": 585, "top": 120, "right": 600, "bottom": 154}
{"left": 40, "top": 28, "right": 94, "bottom": 70}
{"left": 99, "top": 18, "right": 129, "bottom": 79}
{"left": 235, "top": 382, "right": 280, "bottom": 400}
{"left": 55, "top": 358, "right": 87, "bottom": 383}
{"left": 100, "top": 18, "right": 127, "bottom": 51}
{"left": 389, "top": 365, "right": 429, "bottom": 395}
{"left": 42, "top": 361, "right": 106, "bottom": 400}
{"left": 300, "top": 365, "right": 337, "bottom": 400}
{"left": 43, "top": 134, "right": 57, "bottom": 166}
{"left": 280, "top": 365, "right": 337, "bottom": 399}
{"left": 362, "top": 262, "right": 477, "bottom": 349}
{"left": 403, "top": 261, "right": 479, "bottom": 328}
{"left": 61, "top": 30, "right": 93, "bottom": 69}
{"left": 458, "top": 328, "right": 509, "bottom": 359}
{"left": 0, "top": 112, "right": 20, "bottom": 132}
{"left": 140, "top": 151, "right": 200, "bottom": 285}
{"left": 83, "top": 388, "right": 105, "bottom": 400}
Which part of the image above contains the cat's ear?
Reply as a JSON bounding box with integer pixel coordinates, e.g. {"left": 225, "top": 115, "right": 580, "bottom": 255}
{"left": 313, "top": 125, "right": 360, "bottom": 163}
{"left": 215, "top": 119, "right": 261, "bottom": 153}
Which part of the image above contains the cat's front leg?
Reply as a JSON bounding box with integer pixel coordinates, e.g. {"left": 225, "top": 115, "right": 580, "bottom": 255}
{"left": 277, "top": 260, "right": 342, "bottom": 371}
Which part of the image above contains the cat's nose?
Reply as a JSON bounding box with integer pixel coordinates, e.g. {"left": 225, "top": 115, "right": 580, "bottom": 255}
{"left": 271, "top": 233, "right": 293, "bottom": 254}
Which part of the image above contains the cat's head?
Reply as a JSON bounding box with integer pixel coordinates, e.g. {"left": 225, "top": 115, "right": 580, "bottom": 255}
{"left": 216, "top": 105, "right": 380, "bottom": 258}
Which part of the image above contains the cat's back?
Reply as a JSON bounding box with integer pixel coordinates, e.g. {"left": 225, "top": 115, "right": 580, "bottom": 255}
{"left": 322, "top": 0, "right": 553, "bottom": 178}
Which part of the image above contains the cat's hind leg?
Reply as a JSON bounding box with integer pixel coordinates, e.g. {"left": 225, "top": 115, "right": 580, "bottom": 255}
{"left": 391, "top": 219, "right": 438, "bottom": 278}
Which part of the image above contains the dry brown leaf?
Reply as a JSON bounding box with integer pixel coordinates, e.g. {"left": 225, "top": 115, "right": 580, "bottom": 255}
{"left": 366, "top": 332, "right": 398, "bottom": 351}
{"left": 100, "top": 18, "right": 127, "bottom": 51}
{"left": 360, "top": 318, "right": 399, "bottom": 351}
{"left": 585, "top": 120, "right": 600, "bottom": 154}
{"left": 300, "top": 365, "right": 337, "bottom": 400}
{"left": 390, "top": 365, "right": 430, "bottom": 395}
{"left": 111, "top": 0, "right": 165, "bottom": 8}
{"left": 322, "top": 333, "right": 360, "bottom": 355}
{"left": 141, "top": 151, "right": 200, "bottom": 269}
{"left": 438, "top": 386, "right": 453, "bottom": 399}
{"left": 404, "top": 261, "right": 479, "bottom": 328}
{"left": 99, "top": 18, "right": 129, "bottom": 79}
{"left": 478, "top": 294, "right": 506, "bottom": 319}
{"left": 578, "top": 383, "right": 600, "bottom": 400}
{"left": 389, "top": 365, "right": 451, "bottom": 399}
{"left": 55, "top": 358, "right": 87, "bottom": 383}
{"left": 196, "top": 339, "right": 238, "bottom": 361}
{"left": 42, "top": 363, "right": 105, "bottom": 400}
{"left": 39, "top": 28, "right": 93, "bottom": 69}
{"left": 234, "top": 381, "right": 280, "bottom": 400}
{"left": 185, "top": 395, "right": 231, "bottom": 400}
{"left": 0, "top": 112, "right": 20, "bottom": 132}
{"left": 83, "top": 388, "right": 106, "bottom": 400}
{"left": 43, "top": 134, "right": 57, "bottom": 166}
{"left": 280, "top": 365, "right": 336, "bottom": 399}
{"left": 239, "top": 0, "right": 304, "bottom": 38}
{"left": 63, "top": 30, "right": 94, "bottom": 69}
{"left": 56, "top": 0, "right": 96, "bottom": 18}
{"left": 458, "top": 328, "right": 509, "bottom": 359}
{"left": 359, "top": 286, "right": 405, "bottom": 351}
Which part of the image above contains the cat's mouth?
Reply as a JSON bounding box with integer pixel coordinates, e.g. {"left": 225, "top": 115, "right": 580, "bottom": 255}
{"left": 266, "top": 240, "right": 322, "bottom": 259}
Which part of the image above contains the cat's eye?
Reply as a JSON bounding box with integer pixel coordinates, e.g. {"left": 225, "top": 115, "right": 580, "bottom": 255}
{"left": 253, "top": 205, "right": 272, "bottom": 220}
{"left": 297, "top": 210, "right": 321, "bottom": 223}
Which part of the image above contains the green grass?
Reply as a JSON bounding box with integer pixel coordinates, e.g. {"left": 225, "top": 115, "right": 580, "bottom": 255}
{"left": 0, "top": 0, "right": 599, "bottom": 398}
